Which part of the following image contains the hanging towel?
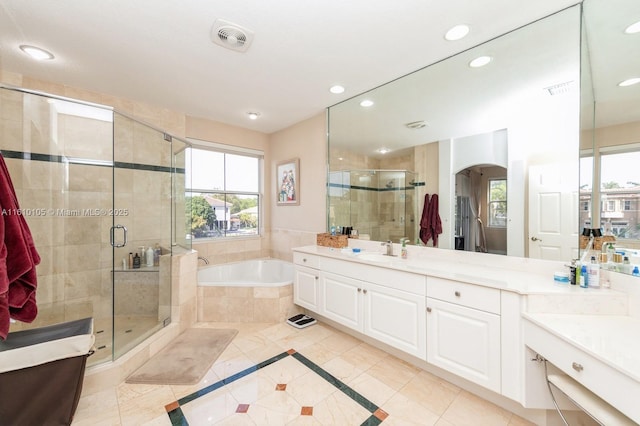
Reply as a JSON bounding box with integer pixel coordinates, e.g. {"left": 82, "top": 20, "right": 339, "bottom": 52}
{"left": 0, "top": 153, "right": 40, "bottom": 339}
{"left": 428, "top": 194, "right": 443, "bottom": 246}
{"left": 419, "top": 194, "right": 431, "bottom": 245}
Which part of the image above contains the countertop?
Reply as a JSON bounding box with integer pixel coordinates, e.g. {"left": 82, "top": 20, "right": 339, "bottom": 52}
{"left": 523, "top": 312, "right": 640, "bottom": 383}
{"left": 292, "top": 245, "right": 626, "bottom": 297}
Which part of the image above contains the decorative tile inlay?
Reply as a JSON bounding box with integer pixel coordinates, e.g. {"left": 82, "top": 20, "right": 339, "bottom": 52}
{"left": 166, "top": 348, "right": 386, "bottom": 425}
{"left": 236, "top": 403, "right": 250, "bottom": 413}
{"left": 374, "top": 408, "right": 389, "bottom": 421}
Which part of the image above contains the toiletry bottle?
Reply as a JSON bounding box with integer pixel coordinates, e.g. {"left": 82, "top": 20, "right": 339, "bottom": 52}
{"left": 401, "top": 239, "right": 408, "bottom": 259}
{"left": 579, "top": 264, "right": 588, "bottom": 288}
{"left": 128, "top": 252, "right": 133, "bottom": 269}
{"left": 146, "top": 246, "right": 154, "bottom": 267}
{"left": 575, "top": 261, "right": 581, "bottom": 286}
{"left": 133, "top": 253, "right": 141, "bottom": 269}
{"left": 569, "top": 260, "right": 577, "bottom": 285}
{"left": 154, "top": 243, "right": 161, "bottom": 266}
{"left": 622, "top": 256, "right": 632, "bottom": 275}
{"left": 633, "top": 266, "right": 640, "bottom": 277}
{"left": 122, "top": 258, "right": 127, "bottom": 270}
{"left": 588, "top": 256, "right": 600, "bottom": 288}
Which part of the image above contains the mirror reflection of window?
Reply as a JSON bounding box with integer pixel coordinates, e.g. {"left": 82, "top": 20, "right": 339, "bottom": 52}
{"left": 599, "top": 147, "right": 640, "bottom": 241}
{"left": 488, "top": 178, "right": 507, "bottom": 228}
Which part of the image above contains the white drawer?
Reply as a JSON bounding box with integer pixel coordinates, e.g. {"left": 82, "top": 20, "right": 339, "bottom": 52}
{"left": 524, "top": 319, "right": 640, "bottom": 422}
{"left": 427, "top": 276, "right": 500, "bottom": 314}
{"left": 293, "top": 252, "right": 320, "bottom": 269}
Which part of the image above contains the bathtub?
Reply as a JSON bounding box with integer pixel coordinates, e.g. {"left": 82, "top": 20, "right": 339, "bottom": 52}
{"left": 196, "top": 259, "right": 297, "bottom": 323}
{"left": 197, "top": 259, "right": 293, "bottom": 287}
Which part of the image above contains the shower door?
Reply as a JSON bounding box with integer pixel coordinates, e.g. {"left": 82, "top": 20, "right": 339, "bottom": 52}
{"left": 111, "top": 113, "right": 173, "bottom": 359}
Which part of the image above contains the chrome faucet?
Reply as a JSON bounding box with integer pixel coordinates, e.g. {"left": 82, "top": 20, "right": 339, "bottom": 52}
{"left": 381, "top": 240, "right": 394, "bottom": 256}
{"left": 198, "top": 256, "right": 209, "bottom": 265}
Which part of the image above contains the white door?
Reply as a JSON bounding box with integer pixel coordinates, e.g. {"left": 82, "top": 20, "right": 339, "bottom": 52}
{"left": 293, "top": 266, "right": 319, "bottom": 311}
{"left": 528, "top": 164, "right": 579, "bottom": 261}
{"left": 319, "top": 272, "right": 363, "bottom": 332}
{"left": 363, "top": 282, "right": 426, "bottom": 359}
{"left": 426, "top": 298, "right": 501, "bottom": 393}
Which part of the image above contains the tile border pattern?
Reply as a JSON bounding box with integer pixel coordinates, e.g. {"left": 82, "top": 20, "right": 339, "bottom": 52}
{"left": 165, "top": 348, "right": 389, "bottom": 425}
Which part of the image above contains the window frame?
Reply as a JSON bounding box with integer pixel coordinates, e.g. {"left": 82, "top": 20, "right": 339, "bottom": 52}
{"left": 185, "top": 139, "right": 264, "bottom": 240}
{"left": 487, "top": 177, "right": 507, "bottom": 228}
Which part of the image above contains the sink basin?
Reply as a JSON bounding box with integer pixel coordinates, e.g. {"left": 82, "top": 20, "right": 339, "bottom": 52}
{"left": 357, "top": 253, "right": 395, "bottom": 263}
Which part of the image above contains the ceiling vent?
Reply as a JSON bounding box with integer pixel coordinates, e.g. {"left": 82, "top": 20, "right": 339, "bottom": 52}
{"left": 211, "top": 19, "right": 254, "bottom": 52}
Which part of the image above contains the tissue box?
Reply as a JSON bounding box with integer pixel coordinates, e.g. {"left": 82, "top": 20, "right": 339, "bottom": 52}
{"left": 317, "top": 233, "right": 348, "bottom": 248}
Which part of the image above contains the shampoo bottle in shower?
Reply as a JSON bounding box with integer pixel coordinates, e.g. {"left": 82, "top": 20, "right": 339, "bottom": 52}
{"left": 146, "top": 246, "right": 154, "bottom": 267}
{"left": 133, "top": 253, "right": 141, "bottom": 269}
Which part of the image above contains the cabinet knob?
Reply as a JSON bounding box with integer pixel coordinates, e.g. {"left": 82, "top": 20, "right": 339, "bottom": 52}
{"left": 454, "top": 291, "right": 461, "bottom": 297}
{"left": 572, "top": 362, "right": 584, "bottom": 372}
{"left": 357, "top": 288, "right": 362, "bottom": 292}
{"left": 363, "top": 289, "right": 368, "bottom": 294}
{"left": 303, "top": 258, "right": 307, "bottom": 262}
{"left": 314, "top": 276, "right": 318, "bottom": 280}
{"left": 427, "top": 307, "right": 432, "bottom": 313}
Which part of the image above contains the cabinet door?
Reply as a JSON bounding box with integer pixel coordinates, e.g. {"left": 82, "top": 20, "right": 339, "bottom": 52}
{"left": 364, "top": 282, "right": 426, "bottom": 359}
{"left": 426, "top": 298, "right": 501, "bottom": 393}
{"left": 294, "top": 265, "right": 319, "bottom": 311}
{"left": 319, "top": 272, "right": 363, "bottom": 332}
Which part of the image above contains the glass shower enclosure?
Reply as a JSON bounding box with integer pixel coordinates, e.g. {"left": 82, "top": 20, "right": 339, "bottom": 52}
{"left": 328, "top": 169, "right": 417, "bottom": 243}
{"left": 0, "top": 86, "right": 186, "bottom": 365}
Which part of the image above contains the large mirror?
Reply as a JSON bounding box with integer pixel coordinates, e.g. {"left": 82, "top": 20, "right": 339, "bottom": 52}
{"left": 579, "top": 0, "right": 640, "bottom": 275}
{"left": 328, "top": 4, "right": 581, "bottom": 261}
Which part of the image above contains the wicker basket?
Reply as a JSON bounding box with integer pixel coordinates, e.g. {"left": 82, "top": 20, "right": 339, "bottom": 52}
{"left": 317, "top": 233, "right": 348, "bottom": 248}
{"left": 580, "top": 235, "right": 615, "bottom": 250}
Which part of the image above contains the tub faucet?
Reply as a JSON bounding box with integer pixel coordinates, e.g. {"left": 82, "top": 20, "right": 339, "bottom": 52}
{"left": 198, "top": 256, "right": 209, "bottom": 265}
{"left": 381, "top": 240, "right": 394, "bottom": 256}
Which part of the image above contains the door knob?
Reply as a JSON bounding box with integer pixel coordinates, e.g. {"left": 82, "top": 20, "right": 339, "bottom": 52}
{"left": 531, "top": 236, "right": 542, "bottom": 242}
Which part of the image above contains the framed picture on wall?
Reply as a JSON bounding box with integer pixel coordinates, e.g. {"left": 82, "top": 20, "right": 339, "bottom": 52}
{"left": 276, "top": 158, "right": 300, "bottom": 206}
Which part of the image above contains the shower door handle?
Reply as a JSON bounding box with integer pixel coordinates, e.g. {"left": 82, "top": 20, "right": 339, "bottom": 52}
{"left": 110, "top": 224, "right": 128, "bottom": 248}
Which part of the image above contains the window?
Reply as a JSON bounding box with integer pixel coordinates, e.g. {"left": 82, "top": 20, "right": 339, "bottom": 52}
{"left": 599, "top": 148, "right": 640, "bottom": 241}
{"left": 488, "top": 178, "right": 507, "bottom": 227}
{"left": 185, "top": 145, "right": 262, "bottom": 239}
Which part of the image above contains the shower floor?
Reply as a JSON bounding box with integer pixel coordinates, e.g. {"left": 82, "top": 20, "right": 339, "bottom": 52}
{"left": 91, "top": 315, "right": 165, "bottom": 366}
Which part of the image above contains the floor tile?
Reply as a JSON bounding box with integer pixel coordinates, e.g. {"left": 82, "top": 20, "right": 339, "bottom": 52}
{"left": 441, "top": 390, "right": 512, "bottom": 426}
{"left": 398, "top": 370, "right": 460, "bottom": 416}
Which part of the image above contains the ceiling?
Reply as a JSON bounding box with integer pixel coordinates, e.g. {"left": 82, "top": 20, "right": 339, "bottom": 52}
{"left": 0, "top": 0, "right": 581, "bottom": 134}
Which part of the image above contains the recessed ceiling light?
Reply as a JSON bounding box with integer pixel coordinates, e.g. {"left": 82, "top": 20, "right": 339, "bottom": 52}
{"left": 624, "top": 20, "right": 640, "bottom": 34}
{"left": 619, "top": 77, "right": 640, "bottom": 87}
{"left": 360, "top": 100, "right": 374, "bottom": 107}
{"left": 469, "top": 56, "right": 492, "bottom": 68}
{"left": 19, "top": 44, "right": 54, "bottom": 60}
{"left": 247, "top": 112, "right": 260, "bottom": 120}
{"left": 445, "top": 24, "right": 470, "bottom": 41}
{"left": 376, "top": 148, "right": 390, "bottom": 154}
{"left": 329, "top": 85, "right": 345, "bottom": 94}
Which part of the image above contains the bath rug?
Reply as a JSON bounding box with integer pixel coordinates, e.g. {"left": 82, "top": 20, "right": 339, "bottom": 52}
{"left": 125, "top": 328, "right": 238, "bottom": 385}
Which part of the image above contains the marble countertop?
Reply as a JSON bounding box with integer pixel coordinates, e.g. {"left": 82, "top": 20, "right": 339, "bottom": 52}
{"left": 292, "top": 245, "right": 626, "bottom": 297}
{"left": 523, "top": 312, "right": 640, "bottom": 383}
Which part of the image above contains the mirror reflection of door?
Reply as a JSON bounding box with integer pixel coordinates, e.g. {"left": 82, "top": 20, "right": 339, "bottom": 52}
{"left": 455, "top": 166, "right": 507, "bottom": 254}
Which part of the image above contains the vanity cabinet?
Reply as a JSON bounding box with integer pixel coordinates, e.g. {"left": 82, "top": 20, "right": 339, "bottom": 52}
{"left": 426, "top": 277, "right": 501, "bottom": 393}
{"left": 293, "top": 253, "right": 321, "bottom": 311}
{"left": 320, "top": 271, "right": 427, "bottom": 358}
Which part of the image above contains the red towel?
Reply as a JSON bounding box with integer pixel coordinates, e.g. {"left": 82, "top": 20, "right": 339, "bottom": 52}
{"left": 419, "top": 194, "right": 431, "bottom": 245}
{"left": 428, "top": 194, "right": 443, "bottom": 246}
{"left": 419, "top": 193, "right": 443, "bottom": 246}
{"left": 0, "top": 154, "right": 40, "bottom": 339}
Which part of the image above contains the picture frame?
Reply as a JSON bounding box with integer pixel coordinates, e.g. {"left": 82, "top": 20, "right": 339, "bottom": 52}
{"left": 276, "top": 158, "right": 300, "bottom": 206}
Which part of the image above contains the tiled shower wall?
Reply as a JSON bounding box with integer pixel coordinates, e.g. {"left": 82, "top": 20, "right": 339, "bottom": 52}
{"left": 1, "top": 88, "right": 173, "bottom": 337}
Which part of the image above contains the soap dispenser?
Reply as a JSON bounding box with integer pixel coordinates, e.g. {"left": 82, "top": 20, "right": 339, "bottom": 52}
{"left": 401, "top": 238, "right": 408, "bottom": 259}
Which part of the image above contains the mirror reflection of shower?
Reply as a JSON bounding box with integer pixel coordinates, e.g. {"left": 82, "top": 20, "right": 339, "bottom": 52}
{"left": 328, "top": 169, "right": 418, "bottom": 243}
{"left": 455, "top": 165, "right": 507, "bottom": 255}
